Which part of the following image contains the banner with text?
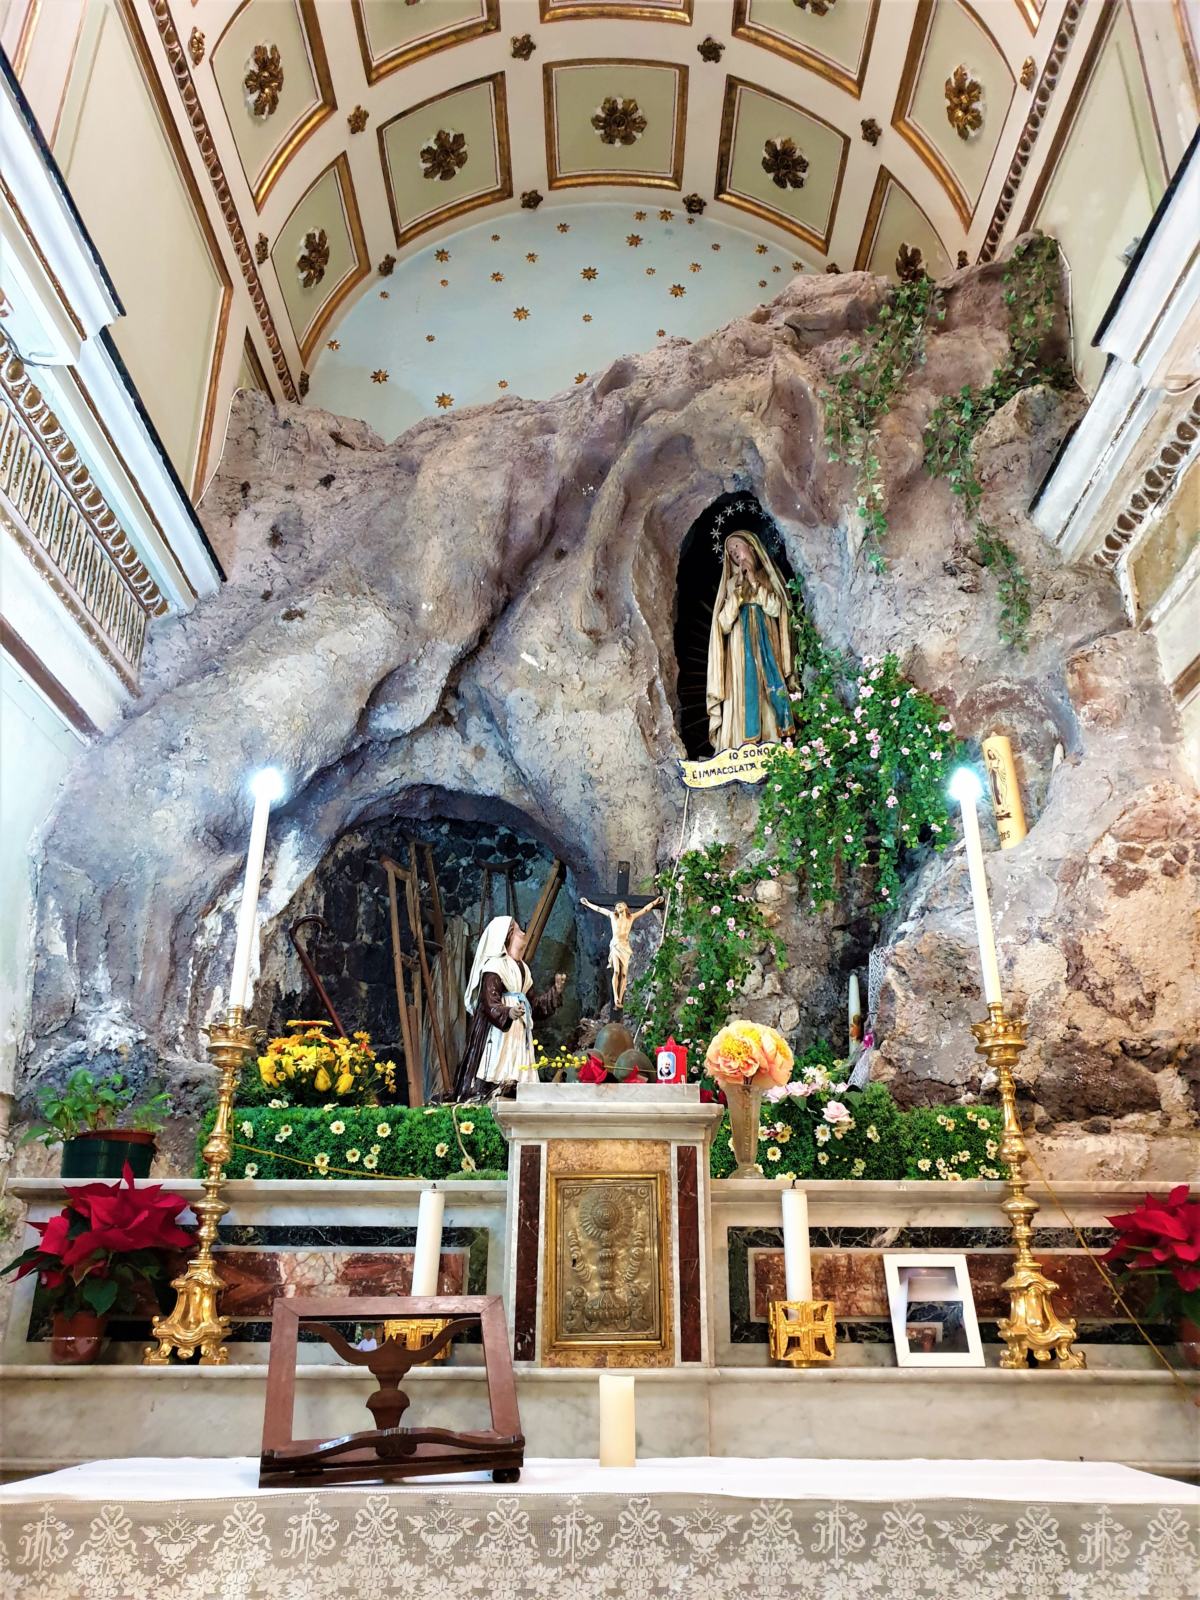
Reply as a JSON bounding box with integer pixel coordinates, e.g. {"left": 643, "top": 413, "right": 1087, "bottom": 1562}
{"left": 679, "top": 743, "right": 777, "bottom": 788}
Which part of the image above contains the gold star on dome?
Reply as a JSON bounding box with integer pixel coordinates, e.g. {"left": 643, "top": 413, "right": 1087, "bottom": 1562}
{"left": 435, "top": 249, "right": 450, "bottom": 262}
{"left": 689, "top": 262, "right": 701, "bottom": 272}
{"left": 792, "top": 259, "right": 803, "bottom": 270}
{"left": 491, "top": 233, "right": 501, "bottom": 241}
{"left": 380, "top": 290, "right": 390, "bottom": 299}
{"left": 669, "top": 283, "right": 685, "bottom": 297}
{"left": 327, "top": 339, "right": 340, "bottom": 349}
{"left": 758, "top": 279, "right": 767, "bottom": 287}
{"left": 581, "top": 266, "right": 598, "bottom": 280}
{"left": 526, "top": 252, "right": 539, "bottom": 262}
{"left": 711, "top": 243, "right": 721, "bottom": 252}
{"left": 633, "top": 210, "right": 647, "bottom": 220}
{"left": 656, "top": 328, "right": 666, "bottom": 337}
{"left": 435, "top": 393, "right": 454, "bottom": 408}
{"left": 646, "top": 266, "right": 656, "bottom": 275}
{"left": 371, "top": 369, "right": 389, "bottom": 383}
{"left": 756, "top": 244, "right": 768, "bottom": 255}
{"left": 497, "top": 379, "right": 508, "bottom": 388}
{"left": 439, "top": 278, "right": 449, "bottom": 287}
{"left": 513, "top": 306, "right": 530, "bottom": 320}
{"left": 425, "top": 334, "right": 436, "bottom": 342}
{"left": 772, "top": 264, "right": 782, "bottom": 272}
{"left": 627, "top": 234, "right": 642, "bottom": 247}
{"left": 658, "top": 209, "right": 673, "bottom": 221}
{"left": 575, "top": 372, "right": 587, "bottom": 383}
{"left": 491, "top": 272, "right": 504, "bottom": 282}
{"left": 557, "top": 223, "right": 570, "bottom": 233}
{"left": 581, "top": 313, "right": 592, "bottom": 322}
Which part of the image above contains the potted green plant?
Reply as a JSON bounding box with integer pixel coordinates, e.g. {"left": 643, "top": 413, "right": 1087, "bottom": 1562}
{"left": 1104, "top": 1185, "right": 1200, "bottom": 1368}
{"left": 25, "top": 1069, "right": 170, "bottom": 1178}
{"left": 1, "top": 1163, "right": 194, "bottom": 1363}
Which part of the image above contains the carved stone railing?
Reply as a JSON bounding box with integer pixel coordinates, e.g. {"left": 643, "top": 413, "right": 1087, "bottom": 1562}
{"left": 0, "top": 333, "right": 167, "bottom": 687}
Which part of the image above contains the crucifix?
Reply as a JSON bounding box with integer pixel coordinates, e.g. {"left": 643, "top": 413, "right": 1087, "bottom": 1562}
{"left": 579, "top": 860, "right": 662, "bottom": 1013}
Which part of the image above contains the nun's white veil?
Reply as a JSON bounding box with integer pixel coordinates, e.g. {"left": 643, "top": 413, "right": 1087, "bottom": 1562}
{"left": 465, "top": 915, "right": 515, "bottom": 1012}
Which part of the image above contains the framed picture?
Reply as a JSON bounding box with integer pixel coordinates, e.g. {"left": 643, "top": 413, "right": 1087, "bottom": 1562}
{"left": 883, "top": 1251, "right": 985, "bottom": 1368}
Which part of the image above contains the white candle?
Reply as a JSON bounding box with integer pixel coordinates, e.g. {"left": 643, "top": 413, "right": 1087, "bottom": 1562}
{"left": 781, "top": 1185, "right": 812, "bottom": 1302}
{"left": 411, "top": 1187, "right": 445, "bottom": 1296}
{"left": 949, "top": 767, "right": 1003, "bottom": 1007}
{"left": 848, "top": 973, "right": 862, "bottom": 1038}
{"left": 598, "top": 1374, "right": 636, "bottom": 1467}
{"left": 228, "top": 768, "right": 285, "bottom": 1012}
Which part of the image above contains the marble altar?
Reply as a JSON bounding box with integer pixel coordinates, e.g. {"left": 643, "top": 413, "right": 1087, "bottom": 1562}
{"left": 2, "top": 1456, "right": 1195, "bottom": 1599}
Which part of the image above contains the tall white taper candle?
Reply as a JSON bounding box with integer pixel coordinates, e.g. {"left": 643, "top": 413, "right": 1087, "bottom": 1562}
{"left": 598, "top": 1374, "right": 636, "bottom": 1467}
{"left": 781, "top": 1184, "right": 813, "bottom": 1301}
{"left": 411, "top": 1187, "right": 445, "bottom": 1296}
{"left": 949, "top": 767, "right": 1003, "bottom": 1006}
{"left": 228, "top": 768, "right": 285, "bottom": 1012}
{"left": 848, "top": 973, "right": 862, "bottom": 1036}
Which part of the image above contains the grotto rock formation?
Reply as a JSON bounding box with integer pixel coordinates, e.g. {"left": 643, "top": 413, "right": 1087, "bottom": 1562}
{"left": 20, "top": 244, "right": 1200, "bottom": 1170}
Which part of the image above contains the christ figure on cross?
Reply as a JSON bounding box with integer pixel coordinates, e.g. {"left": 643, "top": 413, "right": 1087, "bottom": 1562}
{"left": 579, "top": 894, "right": 663, "bottom": 1011}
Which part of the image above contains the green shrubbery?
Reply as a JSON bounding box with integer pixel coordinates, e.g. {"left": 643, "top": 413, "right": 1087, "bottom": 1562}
{"left": 900, "top": 1102, "right": 1005, "bottom": 1180}
{"left": 707, "top": 1044, "right": 1002, "bottom": 1183}
{"left": 198, "top": 1103, "right": 507, "bottom": 1181}
{"left": 204, "top": 1042, "right": 1004, "bottom": 1183}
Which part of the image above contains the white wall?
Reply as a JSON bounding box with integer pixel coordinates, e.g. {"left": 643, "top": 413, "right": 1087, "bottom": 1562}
{"left": 0, "top": 657, "right": 82, "bottom": 1099}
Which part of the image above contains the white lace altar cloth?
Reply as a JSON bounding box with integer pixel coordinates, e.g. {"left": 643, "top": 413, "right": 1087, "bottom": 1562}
{"left": 2, "top": 1457, "right": 1195, "bottom": 1599}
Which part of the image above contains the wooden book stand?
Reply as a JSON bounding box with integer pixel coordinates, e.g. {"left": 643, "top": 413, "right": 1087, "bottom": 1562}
{"left": 260, "top": 1295, "right": 524, "bottom": 1488}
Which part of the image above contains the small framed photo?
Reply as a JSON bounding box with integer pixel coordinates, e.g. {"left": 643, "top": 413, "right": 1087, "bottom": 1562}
{"left": 883, "top": 1252, "right": 985, "bottom": 1368}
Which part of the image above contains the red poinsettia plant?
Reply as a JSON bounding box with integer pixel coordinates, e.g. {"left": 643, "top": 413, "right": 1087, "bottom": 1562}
{"left": 1103, "top": 1185, "right": 1200, "bottom": 1326}
{"left": 1, "top": 1163, "right": 194, "bottom": 1319}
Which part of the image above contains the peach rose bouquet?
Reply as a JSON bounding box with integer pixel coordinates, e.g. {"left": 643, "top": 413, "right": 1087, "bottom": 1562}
{"left": 704, "top": 1020, "right": 794, "bottom": 1091}
{"left": 705, "top": 1021, "right": 794, "bottom": 1178}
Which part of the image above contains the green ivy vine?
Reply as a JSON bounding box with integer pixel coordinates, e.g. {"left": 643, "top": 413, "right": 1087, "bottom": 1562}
{"left": 634, "top": 598, "right": 960, "bottom": 1040}
{"left": 823, "top": 274, "right": 942, "bottom": 571}
{"left": 922, "top": 234, "right": 1067, "bottom": 648}
{"left": 631, "top": 842, "right": 785, "bottom": 1052}
{"left": 756, "top": 638, "right": 962, "bottom": 912}
{"left": 822, "top": 235, "right": 1069, "bottom": 648}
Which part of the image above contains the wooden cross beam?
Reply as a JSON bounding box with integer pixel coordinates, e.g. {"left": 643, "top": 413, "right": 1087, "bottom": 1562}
{"left": 583, "top": 859, "right": 658, "bottom": 911}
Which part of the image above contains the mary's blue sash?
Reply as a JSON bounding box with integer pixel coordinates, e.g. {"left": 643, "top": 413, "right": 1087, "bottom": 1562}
{"left": 741, "top": 603, "right": 794, "bottom": 742}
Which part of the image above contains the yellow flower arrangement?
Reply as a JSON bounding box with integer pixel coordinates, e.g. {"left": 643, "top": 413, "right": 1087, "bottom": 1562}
{"left": 256, "top": 1022, "right": 398, "bottom": 1106}
{"left": 533, "top": 1040, "right": 588, "bottom": 1079}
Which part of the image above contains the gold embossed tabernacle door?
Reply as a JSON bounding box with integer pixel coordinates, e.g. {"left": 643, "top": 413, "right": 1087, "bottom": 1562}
{"left": 547, "top": 1174, "right": 669, "bottom": 1356}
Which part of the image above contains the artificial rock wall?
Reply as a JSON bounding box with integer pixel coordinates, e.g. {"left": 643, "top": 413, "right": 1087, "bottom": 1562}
{"left": 20, "top": 243, "right": 1200, "bottom": 1171}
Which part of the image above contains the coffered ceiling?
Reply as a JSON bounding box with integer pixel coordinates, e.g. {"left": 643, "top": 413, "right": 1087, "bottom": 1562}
{"left": 8, "top": 0, "right": 1197, "bottom": 449}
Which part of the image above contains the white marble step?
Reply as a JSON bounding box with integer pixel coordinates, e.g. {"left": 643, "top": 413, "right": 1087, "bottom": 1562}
{"left": 2, "top": 1362, "right": 1196, "bottom": 1479}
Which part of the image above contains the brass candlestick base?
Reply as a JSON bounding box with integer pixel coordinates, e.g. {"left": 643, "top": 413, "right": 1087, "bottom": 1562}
{"left": 972, "top": 1003, "right": 1085, "bottom": 1371}
{"left": 143, "top": 1009, "right": 254, "bottom": 1365}
{"left": 382, "top": 1316, "right": 453, "bottom": 1362}
{"left": 768, "top": 1299, "right": 837, "bottom": 1367}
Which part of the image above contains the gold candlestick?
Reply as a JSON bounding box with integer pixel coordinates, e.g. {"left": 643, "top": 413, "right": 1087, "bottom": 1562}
{"left": 971, "top": 1003, "right": 1084, "bottom": 1370}
{"left": 768, "top": 1299, "right": 837, "bottom": 1367}
{"left": 143, "top": 1008, "right": 254, "bottom": 1365}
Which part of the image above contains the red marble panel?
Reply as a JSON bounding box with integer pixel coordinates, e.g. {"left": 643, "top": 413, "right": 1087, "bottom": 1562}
{"left": 750, "top": 1249, "right": 1150, "bottom": 1321}
{"left": 513, "top": 1144, "right": 541, "bottom": 1361}
{"left": 676, "top": 1144, "right": 701, "bottom": 1362}
{"left": 213, "top": 1250, "right": 466, "bottom": 1319}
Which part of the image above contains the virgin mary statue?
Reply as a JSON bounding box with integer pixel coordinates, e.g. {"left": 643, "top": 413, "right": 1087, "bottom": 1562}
{"left": 706, "top": 530, "right": 796, "bottom": 754}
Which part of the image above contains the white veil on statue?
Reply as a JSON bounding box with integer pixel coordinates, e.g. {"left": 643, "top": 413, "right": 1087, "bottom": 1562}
{"left": 465, "top": 915, "right": 517, "bottom": 1013}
